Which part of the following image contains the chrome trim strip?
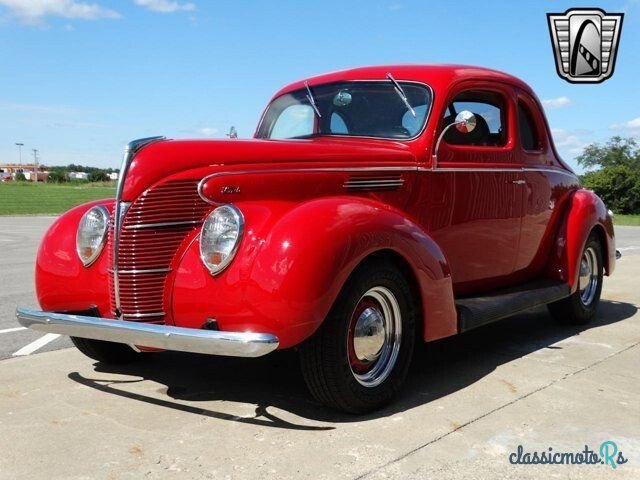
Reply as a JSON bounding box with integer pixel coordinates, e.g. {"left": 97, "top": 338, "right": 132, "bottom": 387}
{"left": 121, "top": 312, "right": 166, "bottom": 319}
{"left": 345, "top": 185, "right": 404, "bottom": 189}
{"left": 123, "top": 220, "right": 200, "bottom": 230}
{"left": 344, "top": 181, "right": 405, "bottom": 190}
{"left": 522, "top": 167, "right": 579, "bottom": 178}
{"left": 16, "top": 308, "right": 279, "bottom": 358}
{"left": 112, "top": 136, "right": 165, "bottom": 317}
{"left": 426, "top": 167, "right": 523, "bottom": 172}
{"left": 344, "top": 180, "right": 404, "bottom": 185}
{"left": 345, "top": 178, "right": 404, "bottom": 183}
{"left": 108, "top": 268, "right": 172, "bottom": 275}
{"left": 423, "top": 166, "right": 578, "bottom": 179}
{"left": 198, "top": 166, "right": 418, "bottom": 205}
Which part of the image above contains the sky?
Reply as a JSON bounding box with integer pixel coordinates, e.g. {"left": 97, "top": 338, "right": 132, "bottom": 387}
{"left": 1, "top": 0, "right": 639, "bottom": 173}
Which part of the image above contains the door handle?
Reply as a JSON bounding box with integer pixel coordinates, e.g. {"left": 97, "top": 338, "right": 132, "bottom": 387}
{"left": 512, "top": 180, "right": 526, "bottom": 185}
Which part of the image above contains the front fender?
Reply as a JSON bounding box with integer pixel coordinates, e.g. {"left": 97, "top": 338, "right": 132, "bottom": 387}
{"left": 171, "top": 197, "right": 456, "bottom": 348}
{"left": 36, "top": 199, "right": 115, "bottom": 315}
{"left": 547, "top": 189, "right": 615, "bottom": 292}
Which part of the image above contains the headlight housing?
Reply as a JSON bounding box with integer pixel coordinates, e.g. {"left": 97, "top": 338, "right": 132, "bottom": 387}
{"left": 200, "top": 204, "right": 244, "bottom": 275}
{"left": 76, "top": 205, "right": 110, "bottom": 267}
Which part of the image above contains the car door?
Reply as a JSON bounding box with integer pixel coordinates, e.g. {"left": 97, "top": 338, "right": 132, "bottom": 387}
{"left": 422, "top": 82, "right": 525, "bottom": 295}
{"left": 515, "top": 91, "right": 577, "bottom": 276}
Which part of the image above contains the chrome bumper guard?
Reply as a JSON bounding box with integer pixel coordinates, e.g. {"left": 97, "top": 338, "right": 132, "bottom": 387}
{"left": 16, "top": 308, "right": 279, "bottom": 358}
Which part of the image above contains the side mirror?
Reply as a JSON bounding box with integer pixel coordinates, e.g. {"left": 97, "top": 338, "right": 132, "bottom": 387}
{"left": 453, "top": 110, "right": 477, "bottom": 133}
{"left": 432, "top": 110, "right": 477, "bottom": 167}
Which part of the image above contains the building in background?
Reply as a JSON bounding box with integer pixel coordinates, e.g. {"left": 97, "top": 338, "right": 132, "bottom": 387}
{"left": 68, "top": 171, "right": 89, "bottom": 181}
{"left": 0, "top": 164, "right": 48, "bottom": 182}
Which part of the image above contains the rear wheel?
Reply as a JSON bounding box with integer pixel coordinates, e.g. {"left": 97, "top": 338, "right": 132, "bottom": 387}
{"left": 548, "top": 233, "right": 603, "bottom": 325}
{"left": 71, "top": 337, "right": 142, "bottom": 364}
{"left": 299, "top": 260, "right": 417, "bottom": 413}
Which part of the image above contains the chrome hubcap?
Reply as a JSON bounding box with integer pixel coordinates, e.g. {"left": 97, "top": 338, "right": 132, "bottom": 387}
{"left": 348, "top": 286, "right": 402, "bottom": 388}
{"left": 353, "top": 307, "right": 386, "bottom": 363}
{"left": 579, "top": 246, "right": 599, "bottom": 306}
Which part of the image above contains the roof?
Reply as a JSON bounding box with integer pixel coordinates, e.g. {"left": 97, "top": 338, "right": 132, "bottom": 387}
{"left": 272, "top": 64, "right": 535, "bottom": 100}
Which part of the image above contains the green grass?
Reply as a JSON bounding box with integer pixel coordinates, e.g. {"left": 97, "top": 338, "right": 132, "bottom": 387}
{"left": 0, "top": 182, "right": 115, "bottom": 215}
{"left": 614, "top": 214, "right": 640, "bottom": 226}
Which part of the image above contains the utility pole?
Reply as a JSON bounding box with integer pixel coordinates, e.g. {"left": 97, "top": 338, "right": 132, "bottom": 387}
{"left": 15, "top": 142, "right": 24, "bottom": 165}
{"left": 32, "top": 149, "right": 39, "bottom": 183}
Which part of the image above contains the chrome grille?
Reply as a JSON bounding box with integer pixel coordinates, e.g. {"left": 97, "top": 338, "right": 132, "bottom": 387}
{"left": 109, "top": 179, "right": 211, "bottom": 323}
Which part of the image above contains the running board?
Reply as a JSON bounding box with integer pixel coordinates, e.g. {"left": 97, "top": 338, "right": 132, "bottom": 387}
{"left": 456, "top": 279, "right": 571, "bottom": 332}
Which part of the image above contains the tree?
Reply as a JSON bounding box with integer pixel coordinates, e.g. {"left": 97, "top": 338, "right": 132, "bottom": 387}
{"left": 576, "top": 136, "right": 640, "bottom": 170}
{"left": 578, "top": 137, "right": 640, "bottom": 214}
{"left": 14, "top": 171, "right": 26, "bottom": 181}
{"left": 47, "top": 170, "right": 67, "bottom": 183}
{"left": 88, "top": 171, "right": 109, "bottom": 182}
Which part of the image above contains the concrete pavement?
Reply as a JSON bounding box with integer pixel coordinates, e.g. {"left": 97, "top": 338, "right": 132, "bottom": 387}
{"left": 0, "top": 215, "right": 638, "bottom": 479}
{"left": 0, "top": 216, "right": 73, "bottom": 359}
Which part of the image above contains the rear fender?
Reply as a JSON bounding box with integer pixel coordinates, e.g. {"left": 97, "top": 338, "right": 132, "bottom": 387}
{"left": 171, "top": 197, "right": 456, "bottom": 348}
{"left": 546, "top": 189, "right": 615, "bottom": 292}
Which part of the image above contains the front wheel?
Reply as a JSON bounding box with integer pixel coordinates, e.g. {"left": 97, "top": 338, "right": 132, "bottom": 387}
{"left": 548, "top": 233, "right": 604, "bottom": 325}
{"left": 71, "top": 337, "right": 143, "bottom": 364}
{"left": 299, "top": 260, "right": 417, "bottom": 413}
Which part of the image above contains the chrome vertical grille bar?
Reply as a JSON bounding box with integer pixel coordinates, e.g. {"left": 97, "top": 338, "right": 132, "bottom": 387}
{"left": 112, "top": 136, "right": 165, "bottom": 317}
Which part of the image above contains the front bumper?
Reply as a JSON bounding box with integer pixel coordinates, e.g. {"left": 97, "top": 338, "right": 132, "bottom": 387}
{"left": 16, "top": 308, "right": 279, "bottom": 358}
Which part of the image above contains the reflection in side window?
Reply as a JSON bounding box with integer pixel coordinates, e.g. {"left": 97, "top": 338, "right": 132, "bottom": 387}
{"left": 270, "top": 104, "right": 314, "bottom": 139}
{"left": 330, "top": 112, "right": 348, "bottom": 134}
{"left": 402, "top": 104, "right": 428, "bottom": 135}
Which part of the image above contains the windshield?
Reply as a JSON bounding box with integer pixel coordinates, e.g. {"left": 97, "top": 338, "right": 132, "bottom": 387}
{"left": 256, "top": 81, "right": 432, "bottom": 140}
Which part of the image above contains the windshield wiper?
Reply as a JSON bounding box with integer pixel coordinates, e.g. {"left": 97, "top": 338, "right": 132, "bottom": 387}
{"left": 304, "top": 81, "right": 322, "bottom": 119}
{"left": 386, "top": 73, "right": 416, "bottom": 118}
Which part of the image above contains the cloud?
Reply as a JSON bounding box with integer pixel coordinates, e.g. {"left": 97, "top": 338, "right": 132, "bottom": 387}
{"left": 196, "top": 127, "right": 217, "bottom": 136}
{"left": 0, "top": 100, "right": 79, "bottom": 115}
{"left": 542, "top": 96, "right": 572, "bottom": 109}
{"left": 610, "top": 117, "right": 640, "bottom": 134}
{"left": 0, "top": 0, "right": 120, "bottom": 22}
{"left": 551, "top": 128, "right": 589, "bottom": 154}
{"left": 133, "top": 0, "right": 195, "bottom": 13}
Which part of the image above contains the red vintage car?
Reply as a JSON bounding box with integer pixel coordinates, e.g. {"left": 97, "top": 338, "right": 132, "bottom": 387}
{"left": 17, "top": 65, "right": 617, "bottom": 413}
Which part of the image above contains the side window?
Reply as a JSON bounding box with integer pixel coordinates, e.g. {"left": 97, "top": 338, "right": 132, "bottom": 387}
{"left": 330, "top": 112, "right": 348, "bottom": 134}
{"left": 442, "top": 90, "right": 507, "bottom": 147}
{"left": 270, "top": 104, "right": 314, "bottom": 139}
{"left": 518, "top": 101, "right": 540, "bottom": 151}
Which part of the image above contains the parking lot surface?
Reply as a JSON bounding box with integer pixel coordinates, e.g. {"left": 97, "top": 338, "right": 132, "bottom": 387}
{"left": 0, "top": 216, "right": 639, "bottom": 479}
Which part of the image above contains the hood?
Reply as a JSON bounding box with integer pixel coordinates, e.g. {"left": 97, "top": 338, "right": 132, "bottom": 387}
{"left": 122, "top": 137, "right": 415, "bottom": 200}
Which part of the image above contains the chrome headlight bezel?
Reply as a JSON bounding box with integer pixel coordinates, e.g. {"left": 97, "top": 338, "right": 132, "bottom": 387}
{"left": 199, "top": 204, "right": 244, "bottom": 275}
{"left": 76, "top": 205, "right": 110, "bottom": 267}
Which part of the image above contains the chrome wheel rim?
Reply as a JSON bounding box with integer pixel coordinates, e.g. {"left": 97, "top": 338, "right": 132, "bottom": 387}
{"left": 578, "top": 246, "right": 599, "bottom": 306}
{"left": 347, "top": 286, "right": 402, "bottom": 388}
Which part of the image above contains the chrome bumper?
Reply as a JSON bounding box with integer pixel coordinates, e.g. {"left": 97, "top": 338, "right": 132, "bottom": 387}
{"left": 16, "top": 308, "right": 279, "bottom": 358}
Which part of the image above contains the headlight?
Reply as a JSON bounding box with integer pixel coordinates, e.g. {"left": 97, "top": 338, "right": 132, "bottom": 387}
{"left": 76, "top": 205, "right": 110, "bottom": 267}
{"left": 200, "top": 204, "right": 244, "bottom": 275}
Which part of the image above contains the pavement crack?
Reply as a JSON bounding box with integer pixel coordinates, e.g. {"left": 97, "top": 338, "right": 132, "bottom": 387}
{"left": 354, "top": 340, "right": 640, "bottom": 480}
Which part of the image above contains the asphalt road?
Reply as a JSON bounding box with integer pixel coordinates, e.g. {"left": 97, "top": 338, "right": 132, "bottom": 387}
{"left": 0, "top": 216, "right": 639, "bottom": 479}
{"left": 0, "top": 216, "right": 638, "bottom": 360}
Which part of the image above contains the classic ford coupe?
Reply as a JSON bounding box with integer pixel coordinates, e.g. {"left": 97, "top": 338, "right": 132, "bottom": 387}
{"left": 17, "top": 65, "right": 616, "bottom": 413}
